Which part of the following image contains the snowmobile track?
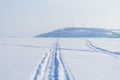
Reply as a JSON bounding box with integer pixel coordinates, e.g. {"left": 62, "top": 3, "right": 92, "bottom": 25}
{"left": 85, "top": 39, "right": 120, "bottom": 57}
{"left": 33, "top": 41, "right": 75, "bottom": 80}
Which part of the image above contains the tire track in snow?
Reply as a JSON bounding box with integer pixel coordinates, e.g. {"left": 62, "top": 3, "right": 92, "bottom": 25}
{"left": 85, "top": 39, "right": 120, "bottom": 57}
{"left": 32, "top": 41, "right": 74, "bottom": 80}
{"left": 0, "top": 43, "right": 50, "bottom": 49}
{"left": 42, "top": 47, "right": 57, "bottom": 80}
{"left": 33, "top": 49, "right": 52, "bottom": 80}
{"left": 0, "top": 43, "right": 95, "bottom": 52}
{"left": 58, "top": 43, "right": 75, "bottom": 80}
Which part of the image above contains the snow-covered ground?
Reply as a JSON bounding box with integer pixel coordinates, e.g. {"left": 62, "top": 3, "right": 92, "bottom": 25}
{"left": 0, "top": 38, "right": 120, "bottom": 80}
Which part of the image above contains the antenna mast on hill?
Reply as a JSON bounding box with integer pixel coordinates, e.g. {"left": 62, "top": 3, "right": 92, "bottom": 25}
{"left": 72, "top": 18, "right": 74, "bottom": 27}
{"left": 82, "top": 23, "right": 85, "bottom": 28}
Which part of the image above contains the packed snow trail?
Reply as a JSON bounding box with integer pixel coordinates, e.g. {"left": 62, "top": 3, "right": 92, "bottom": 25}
{"left": 32, "top": 40, "right": 75, "bottom": 80}
{"left": 85, "top": 39, "right": 120, "bottom": 57}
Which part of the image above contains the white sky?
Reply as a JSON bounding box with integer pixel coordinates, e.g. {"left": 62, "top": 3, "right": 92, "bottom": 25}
{"left": 0, "top": 0, "right": 120, "bottom": 37}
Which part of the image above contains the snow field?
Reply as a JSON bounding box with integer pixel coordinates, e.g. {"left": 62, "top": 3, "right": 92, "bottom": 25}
{"left": 0, "top": 38, "right": 120, "bottom": 80}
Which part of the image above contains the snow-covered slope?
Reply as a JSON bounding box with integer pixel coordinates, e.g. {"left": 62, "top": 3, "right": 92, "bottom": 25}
{"left": 35, "top": 27, "right": 120, "bottom": 38}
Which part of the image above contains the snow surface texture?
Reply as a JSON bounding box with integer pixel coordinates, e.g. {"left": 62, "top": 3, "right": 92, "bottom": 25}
{"left": 0, "top": 38, "right": 120, "bottom": 80}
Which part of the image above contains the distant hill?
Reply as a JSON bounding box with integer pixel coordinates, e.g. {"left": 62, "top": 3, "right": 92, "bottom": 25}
{"left": 35, "top": 27, "right": 120, "bottom": 38}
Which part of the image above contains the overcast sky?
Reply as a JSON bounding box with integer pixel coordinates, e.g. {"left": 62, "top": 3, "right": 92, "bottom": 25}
{"left": 0, "top": 0, "right": 120, "bottom": 37}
